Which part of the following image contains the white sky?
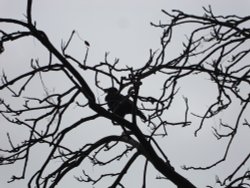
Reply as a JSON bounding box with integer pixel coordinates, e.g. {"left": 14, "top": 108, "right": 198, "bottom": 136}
{"left": 1, "top": 0, "right": 250, "bottom": 188}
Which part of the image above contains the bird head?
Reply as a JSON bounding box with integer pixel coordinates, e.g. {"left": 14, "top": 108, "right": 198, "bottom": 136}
{"left": 104, "top": 87, "right": 119, "bottom": 95}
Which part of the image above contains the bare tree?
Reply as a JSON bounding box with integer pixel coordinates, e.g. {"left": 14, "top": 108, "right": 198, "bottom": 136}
{"left": 1, "top": 1, "right": 250, "bottom": 188}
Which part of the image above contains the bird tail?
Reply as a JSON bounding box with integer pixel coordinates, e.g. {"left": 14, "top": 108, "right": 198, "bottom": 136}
{"left": 136, "top": 110, "right": 147, "bottom": 121}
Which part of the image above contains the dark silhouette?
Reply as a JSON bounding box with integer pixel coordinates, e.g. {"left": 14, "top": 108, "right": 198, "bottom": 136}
{"left": 104, "top": 87, "right": 147, "bottom": 121}
{"left": 1, "top": 3, "right": 250, "bottom": 187}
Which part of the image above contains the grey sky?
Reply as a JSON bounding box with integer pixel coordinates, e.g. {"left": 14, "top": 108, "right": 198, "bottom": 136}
{"left": 1, "top": 0, "right": 250, "bottom": 188}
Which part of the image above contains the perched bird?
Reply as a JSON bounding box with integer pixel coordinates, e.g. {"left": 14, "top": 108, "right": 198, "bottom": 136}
{"left": 104, "top": 87, "right": 146, "bottom": 121}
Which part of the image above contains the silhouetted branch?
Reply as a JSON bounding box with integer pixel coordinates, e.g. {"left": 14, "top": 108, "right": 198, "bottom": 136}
{"left": 109, "top": 152, "right": 140, "bottom": 188}
{"left": 1, "top": 1, "right": 250, "bottom": 188}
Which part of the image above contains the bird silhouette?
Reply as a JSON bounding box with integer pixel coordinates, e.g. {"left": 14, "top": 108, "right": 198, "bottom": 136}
{"left": 104, "top": 87, "right": 146, "bottom": 121}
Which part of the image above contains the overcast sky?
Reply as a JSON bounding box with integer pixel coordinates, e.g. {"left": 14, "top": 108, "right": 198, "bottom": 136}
{"left": 1, "top": 0, "right": 250, "bottom": 188}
